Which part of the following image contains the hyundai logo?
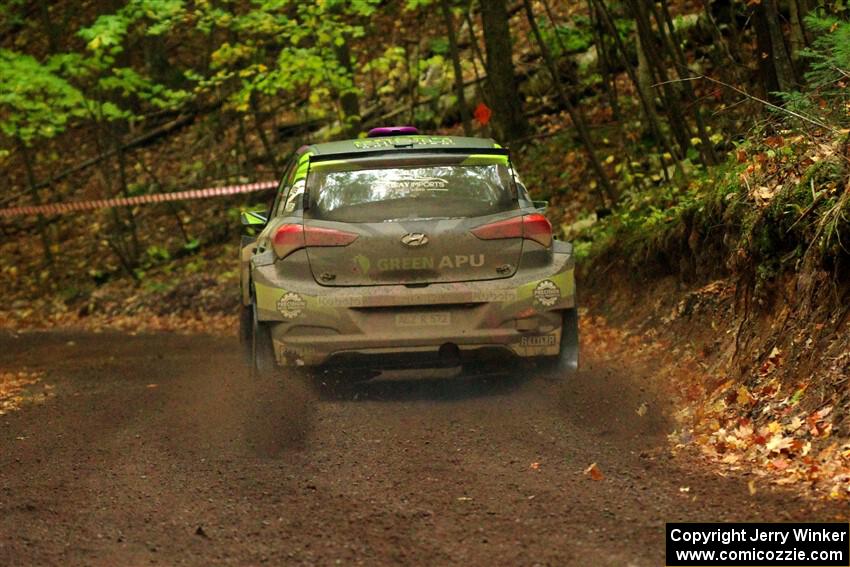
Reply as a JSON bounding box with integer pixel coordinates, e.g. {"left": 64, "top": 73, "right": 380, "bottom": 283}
{"left": 400, "top": 233, "right": 429, "bottom": 247}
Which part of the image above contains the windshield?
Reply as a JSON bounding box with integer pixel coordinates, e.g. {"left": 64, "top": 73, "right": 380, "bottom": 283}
{"left": 307, "top": 163, "right": 518, "bottom": 222}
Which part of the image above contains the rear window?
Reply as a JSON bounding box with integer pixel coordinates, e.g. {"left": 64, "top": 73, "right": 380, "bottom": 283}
{"left": 306, "top": 162, "right": 518, "bottom": 222}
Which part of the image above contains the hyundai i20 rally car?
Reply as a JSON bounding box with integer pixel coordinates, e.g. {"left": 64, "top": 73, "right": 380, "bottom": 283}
{"left": 239, "top": 128, "right": 578, "bottom": 377}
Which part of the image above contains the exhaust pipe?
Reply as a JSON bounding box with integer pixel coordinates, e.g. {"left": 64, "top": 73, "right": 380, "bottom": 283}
{"left": 438, "top": 342, "right": 461, "bottom": 366}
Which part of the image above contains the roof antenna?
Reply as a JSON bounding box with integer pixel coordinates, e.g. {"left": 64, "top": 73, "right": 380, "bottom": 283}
{"left": 366, "top": 126, "right": 420, "bottom": 138}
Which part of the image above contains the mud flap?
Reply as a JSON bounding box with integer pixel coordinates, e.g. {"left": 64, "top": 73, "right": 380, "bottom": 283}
{"left": 557, "top": 308, "right": 579, "bottom": 371}
{"left": 251, "top": 303, "right": 277, "bottom": 378}
{"left": 239, "top": 304, "right": 253, "bottom": 365}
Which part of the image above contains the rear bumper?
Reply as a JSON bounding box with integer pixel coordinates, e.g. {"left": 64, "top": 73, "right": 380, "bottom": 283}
{"left": 252, "top": 248, "right": 576, "bottom": 368}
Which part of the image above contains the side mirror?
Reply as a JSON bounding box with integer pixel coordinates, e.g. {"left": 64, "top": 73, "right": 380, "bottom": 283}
{"left": 240, "top": 210, "right": 268, "bottom": 226}
{"left": 533, "top": 200, "right": 549, "bottom": 213}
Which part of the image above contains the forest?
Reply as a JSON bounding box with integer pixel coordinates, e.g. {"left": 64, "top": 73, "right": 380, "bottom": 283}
{"left": 0, "top": 0, "right": 849, "bottom": 563}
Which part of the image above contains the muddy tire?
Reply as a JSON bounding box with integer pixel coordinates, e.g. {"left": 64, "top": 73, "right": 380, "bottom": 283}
{"left": 239, "top": 304, "right": 253, "bottom": 365}
{"left": 251, "top": 304, "right": 277, "bottom": 378}
{"left": 537, "top": 309, "right": 579, "bottom": 377}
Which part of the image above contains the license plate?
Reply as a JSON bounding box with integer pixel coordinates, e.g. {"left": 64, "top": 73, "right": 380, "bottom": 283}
{"left": 395, "top": 312, "right": 451, "bottom": 327}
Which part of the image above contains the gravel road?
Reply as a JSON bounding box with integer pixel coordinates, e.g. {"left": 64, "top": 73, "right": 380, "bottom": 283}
{"left": 0, "top": 331, "right": 843, "bottom": 565}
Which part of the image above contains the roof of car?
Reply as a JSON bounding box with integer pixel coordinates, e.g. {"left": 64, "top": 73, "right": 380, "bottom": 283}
{"left": 301, "top": 135, "right": 500, "bottom": 158}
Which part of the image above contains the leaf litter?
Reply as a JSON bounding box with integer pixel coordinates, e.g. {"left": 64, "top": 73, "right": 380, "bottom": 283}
{"left": 0, "top": 370, "right": 53, "bottom": 415}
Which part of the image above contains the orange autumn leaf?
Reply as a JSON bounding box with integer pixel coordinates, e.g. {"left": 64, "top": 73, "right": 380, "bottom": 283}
{"left": 584, "top": 463, "right": 604, "bottom": 481}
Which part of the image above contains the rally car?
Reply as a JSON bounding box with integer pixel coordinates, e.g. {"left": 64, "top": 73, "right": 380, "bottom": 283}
{"left": 239, "top": 127, "right": 578, "bottom": 377}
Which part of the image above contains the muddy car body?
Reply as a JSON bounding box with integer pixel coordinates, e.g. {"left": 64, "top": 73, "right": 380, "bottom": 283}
{"left": 240, "top": 131, "right": 578, "bottom": 375}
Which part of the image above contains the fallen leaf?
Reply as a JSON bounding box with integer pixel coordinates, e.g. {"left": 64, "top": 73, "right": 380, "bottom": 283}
{"left": 815, "top": 405, "right": 833, "bottom": 420}
{"left": 766, "top": 435, "right": 793, "bottom": 453}
{"left": 736, "top": 386, "right": 753, "bottom": 405}
{"left": 584, "top": 463, "right": 604, "bottom": 481}
{"left": 764, "top": 135, "right": 785, "bottom": 148}
{"left": 734, "top": 424, "right": 754, "bottom": 440}
{"left": 787, "top": 416, "right": 804, "bottom": 432}
{"left": 748, "top": 479, "right": 757, "bottom": 495}
{"left": 529, "top": 462, "right": 541, "bottom": 470}
{"left": 636, "top": 402, "right": 648, "bottom": 417}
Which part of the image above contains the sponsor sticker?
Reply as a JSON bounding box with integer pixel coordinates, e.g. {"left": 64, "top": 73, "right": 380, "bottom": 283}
{"left": 373, "top": 254, "right": 485, "bottom": 271}
{"left": 277, "top": 292, "right": 306, "bottom": 319}
{"left": 520, "top": 335, "right": 557, "bottom": 347}
{"left": 533, "top": 280, "right": 561, "bottom": 307}
{"left": 383, "top": 176, "right": 449, "bottom": 192}
{"left": 317, "top": 295, "right": 365, "bottom": 307}
{"left": 474, "top": 289, "right": 518, "bottom": 302}
{"left": 353, "top": 254, "right": 371, "bottom": 275}
{"left": 353, "top": 136, "right": 454, "bottom": 150}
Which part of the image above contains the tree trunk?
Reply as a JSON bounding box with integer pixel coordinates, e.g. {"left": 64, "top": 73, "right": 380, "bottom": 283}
{"left": 629, "top": 0, "right": 693, "bottom": 164}
{"left": 441, "top": 0, "right": 472, "bottom": 136}
{"left": 18, "top": 141, "right": 53, "bottom": 265}
{"left": 249, "top": 93, "right": 281, "bottom": 178}
{"left": 38, "top": 3, "right": 59, "bottom": 52}
{"left": 480, "top": 0, "right": 528, "bottom": 142}
{"left": 753, "top": 2, "right": 780, "bottom": 98}
{"left": 762, "top": 0, "right": 797, "bottom": 92}
{"left": 91, "top": 117, "right": 138, "bottom": 281}
{"left": 136, "top": 155, "right": 191, "bottom": 245}
{"left": 333, "top": 35, "right": 362, "bottom": 136}
{"left": 463, "top": 6, "right": 490, "bottom": 120}
{"left": 115, "top": 143, "right": 141, "bottom": 263}
{"left": 635, "top": 31, "right": 659, "bottom": 138}
{"left": 586, "top": 0, "right": 644, "bottom": 189}
{"left": 788, "top": 0, "right": 810, "bottom": 74}
{"left": 404, "top": 39, "right": 419, "bottom": 125}
{"left": 655, "top": 0, "right": 718, "bottom": 165}
{"left": 521, "top": 0, "right": 616, "bottom": 204}
{"left": 592, "top": 0, "right": 678, "bottom": 176}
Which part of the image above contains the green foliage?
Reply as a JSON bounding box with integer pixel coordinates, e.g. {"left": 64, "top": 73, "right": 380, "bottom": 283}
{"left": 776, "top": 15, "right": 850, "bottom": 128}
{"left": 572, "top": 155, "right": 745, "bottom": 271}
{"left": 71, "top": 2, "right": 190, "bottom": 123}
{"left": 0, "top": 0, "right": 28, "bottom": 32}
{"left": 145, "top": 244, "right": 171, "bottom": 263}
{"left": 193, "top": 0, "right": 379, "bottom": 119}
{"left": 541, "top": 17, "right": 593, "bottom": 57}
{"left": 0, "top": 49, "right": 87, "bottom": 144}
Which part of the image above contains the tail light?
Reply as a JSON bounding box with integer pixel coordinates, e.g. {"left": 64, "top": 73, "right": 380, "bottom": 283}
{"left": 471, "top": 213, "right": 552, "bottom": 247}
{"left": 521, "top": 213, "right": 553, "bottom": 247}
{"left": 272, "top": 224, "right": 358, "bottom": 259}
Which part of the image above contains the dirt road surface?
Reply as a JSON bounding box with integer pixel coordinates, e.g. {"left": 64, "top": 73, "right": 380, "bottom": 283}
{"left": 0, "top": 331, "right": 844, "bottom": 566}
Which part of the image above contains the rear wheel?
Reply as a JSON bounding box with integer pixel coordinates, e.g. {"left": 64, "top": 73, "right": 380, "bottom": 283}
{"left": 250, "top": 303, "right": 277, "bottom": 378}
{"left": 239, "top": 304, "right": 253, "bottom": 365}
{"left": 537, "top": 309, "right": 579, "bottom": 377}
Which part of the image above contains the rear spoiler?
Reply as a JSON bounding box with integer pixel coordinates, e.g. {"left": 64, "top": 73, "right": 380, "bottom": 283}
{"left": 307, "top": 147, "right": 510, "bottom": 163}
